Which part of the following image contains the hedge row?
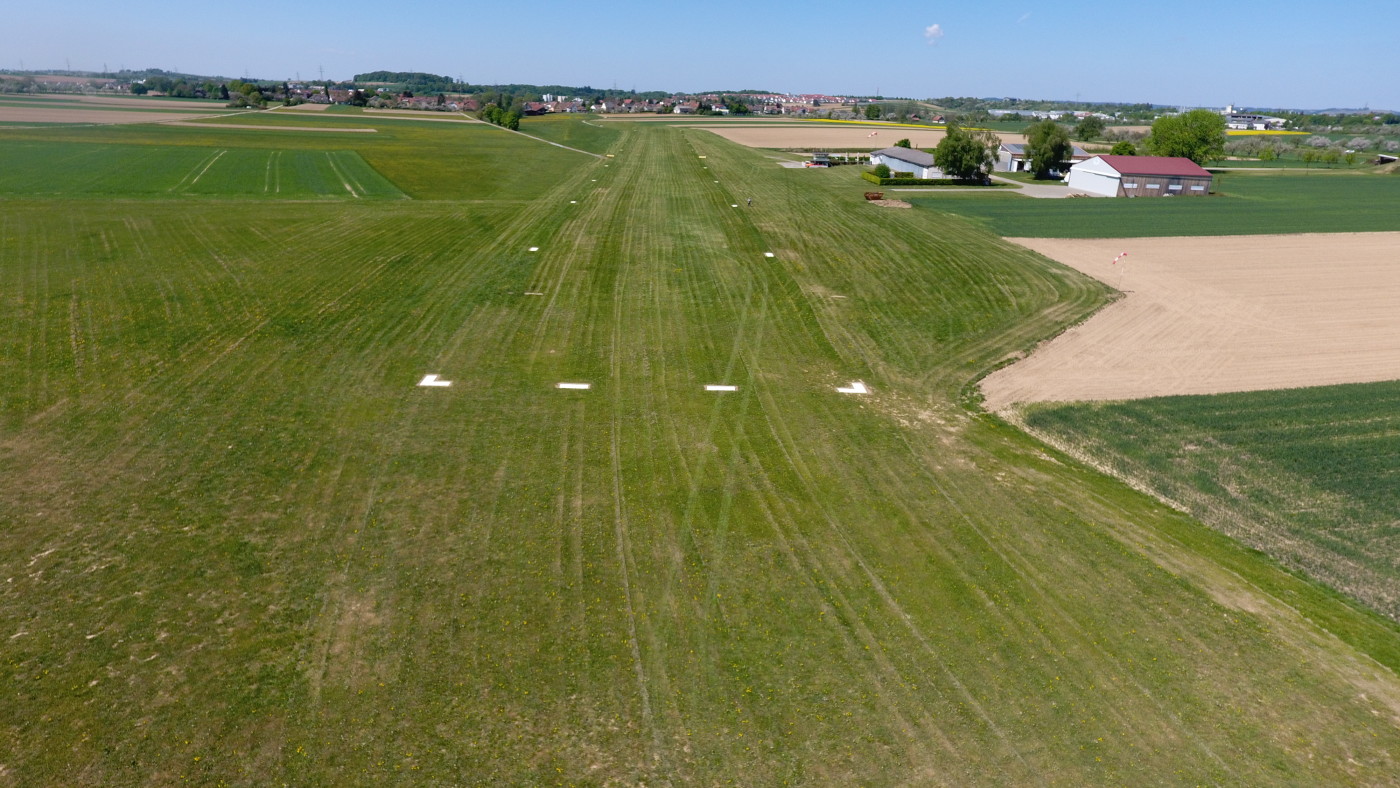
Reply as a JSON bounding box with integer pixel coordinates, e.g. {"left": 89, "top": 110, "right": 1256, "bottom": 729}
{"left": 860, "top": 171, "right": 989, "bottom": 186}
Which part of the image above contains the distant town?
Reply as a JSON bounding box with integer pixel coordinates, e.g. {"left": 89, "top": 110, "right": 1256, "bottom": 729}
{"left": 1, "top": 68, "right": 1396, "bottom": 131}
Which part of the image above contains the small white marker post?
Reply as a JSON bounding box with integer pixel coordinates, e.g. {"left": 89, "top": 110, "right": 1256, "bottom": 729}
{"left": 836, "top": 381, "right": 869, "bottom": 394}
{"left": 570, "top": 200, "right": 577, "bottom": 204}
{"left": 731, "top": 204, "right": 739, "bottom": 208}
{"left": 528, "top": 247, "right": 539, "bottom": 252}
{"left": 556, "top": 383, "right": 591, "bottom": 390}
{"left": 764, "top": 252, "right": 775, "bottom": 258}
{"left": 418, "top": 374, "right": 452, "bottom": 388}
{"left": 704, "top": 385, "right": 738, "bottom": 392}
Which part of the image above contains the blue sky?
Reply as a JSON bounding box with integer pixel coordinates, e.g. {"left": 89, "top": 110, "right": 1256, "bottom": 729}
{"left": 7, "top": 0, "right": 1396, "bottom": 110}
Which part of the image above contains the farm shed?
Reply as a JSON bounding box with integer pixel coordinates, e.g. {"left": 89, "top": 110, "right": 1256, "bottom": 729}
{"left": 1066, "top": 155, "right": 1213, "bottom": 198}
{"left": 997, "top": 143, "right": 1092, "bottom": 173}
{"left": 869, "top": 147, "right": 942, "bottom": 178}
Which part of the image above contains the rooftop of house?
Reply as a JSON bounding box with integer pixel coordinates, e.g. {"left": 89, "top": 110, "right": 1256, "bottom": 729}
{"left": 1092, "top": 155, "right": 1213, "bottom": 177}
{"left": 871, "top": 146, "right": 935, "bottom": 167}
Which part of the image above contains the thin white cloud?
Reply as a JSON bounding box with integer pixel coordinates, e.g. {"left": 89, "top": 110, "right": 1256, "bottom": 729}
{"left": 1017, "top": 11, "right": 1032, "bottom": 23}
{"left": 924, "top": 24, "right": 945, "bottom": 45}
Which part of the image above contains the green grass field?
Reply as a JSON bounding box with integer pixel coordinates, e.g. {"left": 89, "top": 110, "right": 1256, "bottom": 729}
{"left": 5, "top": 113, "right": 1400, "bottom": 785}
{"left": 1021, "top": 381, "right": 1400, "bottom": 622}
{"left": 911, "top": 171, "right": 1400, "bottom": 237}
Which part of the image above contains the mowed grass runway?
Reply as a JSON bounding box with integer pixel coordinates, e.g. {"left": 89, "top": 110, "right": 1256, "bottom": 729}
{"left": 4, "top": 115, "right": 1400, "bottom": 784}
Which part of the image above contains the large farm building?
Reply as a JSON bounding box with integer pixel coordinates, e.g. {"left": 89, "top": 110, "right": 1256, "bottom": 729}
{"left": 1066, "top": 155, "right": 1214, "bottom": 197}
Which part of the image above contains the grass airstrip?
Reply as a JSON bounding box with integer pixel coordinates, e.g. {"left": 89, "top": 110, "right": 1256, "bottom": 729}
{"left": 4, "top": 103, "right": 1400, "bottom": 785}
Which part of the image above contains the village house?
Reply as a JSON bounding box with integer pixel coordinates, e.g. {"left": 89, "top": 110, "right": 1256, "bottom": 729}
{"left": 998, "top": 143, "right": 1093, "bottom": 173}
{"left": 1065, "top": 155, "right": 1214, "bottom": 197}
{"left": 869, "top": 147, "right": 943, "bottom": 179}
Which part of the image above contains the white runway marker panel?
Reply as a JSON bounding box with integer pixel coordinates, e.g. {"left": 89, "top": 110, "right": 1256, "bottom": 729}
{"left": 528, "top": 247, "right": 540, "bottom": 252}
{"left": 524, "top": 291, "right": 544, "bottom": 296}
{"left": 704, "top": 385, "right": 738, "bottom": 392}
{"left": 764, "top": 252, "right": 776, "bottom": 258}
{"left": 556, "top": 383, "right": 591, "bottom": 390}
{"left": 836, "top": 381, "right": 869, "bottom": 394}
{"left": 418, "top": 374, "right": 452, "bottom": 388}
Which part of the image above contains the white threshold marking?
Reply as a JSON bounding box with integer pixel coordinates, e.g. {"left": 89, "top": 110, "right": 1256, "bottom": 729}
{"left": 836, "top": 381, "right": 869, "bottom": 394}
{"left": 418, "top": 374, "right": 452, "bottom": 387}
{"left": 524, "top": 291, "right": 544, "bottom": 295}
{"left": 831, "top": 295, "right": 847, "bottom": 299}
{"left": 705, "top": 385, "right": 738, "bottom": 392}
{"left": 556, "top": 382, "right": 591, "bottom": 390}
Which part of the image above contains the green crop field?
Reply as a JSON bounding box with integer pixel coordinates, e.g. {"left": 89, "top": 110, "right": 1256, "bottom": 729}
{"left": 1022, "top": 381, "right": 1400, "bottom": 622}
{"left": 910, "top": 171, "right": 1400, "bottom": 237}
{"left": 0, "top": 141, "right": 405, "bottom": 199}
{"left": 0, "top": 115, "right": 586, "bottom": 201}
{"left": 5, "top": 113, "right": 1400, "bottom": 785}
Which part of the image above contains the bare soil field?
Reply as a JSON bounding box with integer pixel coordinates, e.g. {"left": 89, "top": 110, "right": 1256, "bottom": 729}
{"left": 277, "top": 102, "right": 332, "bottom": 111}
{"left": 696, "top": 124, "right": 1027, "bottom": 148}
{"left": 981, "top": 232, "right": 1400, "bottom": 410}
{"left": 0, "top": 106, "right": 221, "bottom": 124}
{"left": 18, "top": 93, "right": 228, "bottom": 110}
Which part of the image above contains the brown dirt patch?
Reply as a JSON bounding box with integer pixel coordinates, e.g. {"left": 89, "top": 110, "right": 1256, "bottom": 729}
{"left": 276, "top": 102, "right": 332, "bottom": 111}
{"left": 869, "top": 199, "right": 912, "bottom": 208}
{"left": 981, "top": 233, "right": 1400, "bottom": 410}
{"left": 0, "top": 106, "right": 220, "bottom": 124}
{"left": 18, "top": 94, "right": 229, "bottom": 110}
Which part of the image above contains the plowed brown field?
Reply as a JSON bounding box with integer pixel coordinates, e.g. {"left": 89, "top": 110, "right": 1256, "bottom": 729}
{"left": 981, "top": 232, "right": 1400, "bottom": 410}
{"left": 0, "top": 106, "right": 220, "bottom": 124}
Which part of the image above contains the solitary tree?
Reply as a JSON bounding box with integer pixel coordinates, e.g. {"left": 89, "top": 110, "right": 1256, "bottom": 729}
{"left": 1075, "top": 115, "right": 1106, "bottom": 140}
{"left": 1147, "top": 109, "right": 1226, "bottom": 165}
{"left": 934, "top": 122, "right": 997, "bottom": 180}
{"left": 864, "top": 104, "right": 881, "bottom": 120}
{"left": 1110, "top": 140, "right": 1137, "bottom": 156}
{"left": 1025, "top": 120, "right": 1072, "bottom": 179}
{"left": 893, "top": 138, "right": 911, "bottom": 148}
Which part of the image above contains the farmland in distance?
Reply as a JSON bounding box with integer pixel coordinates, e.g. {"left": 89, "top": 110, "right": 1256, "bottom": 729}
{"left": 908, "top": 172, "right": 1400, "bottom": 237}
{"left": 5, "top": 112, "right": 1400, "bottom": 784}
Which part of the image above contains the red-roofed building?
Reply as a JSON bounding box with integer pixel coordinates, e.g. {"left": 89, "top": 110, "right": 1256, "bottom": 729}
{"left": 1067, "top": 155, "right": 1214, "bottom": 197}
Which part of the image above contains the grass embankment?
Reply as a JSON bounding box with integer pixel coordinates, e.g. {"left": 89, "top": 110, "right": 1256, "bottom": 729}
{"left": 4, "top": 115, "right": 1400, "bottom": 784}
{"left": 519, "top": 113, "right": 621, "bottom": 154}
{"left": 912, "top": 171, "right": 1400, "bottom": 237}
{"left": 1022, "top": 381, "right": 1400, "bottom": 623}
